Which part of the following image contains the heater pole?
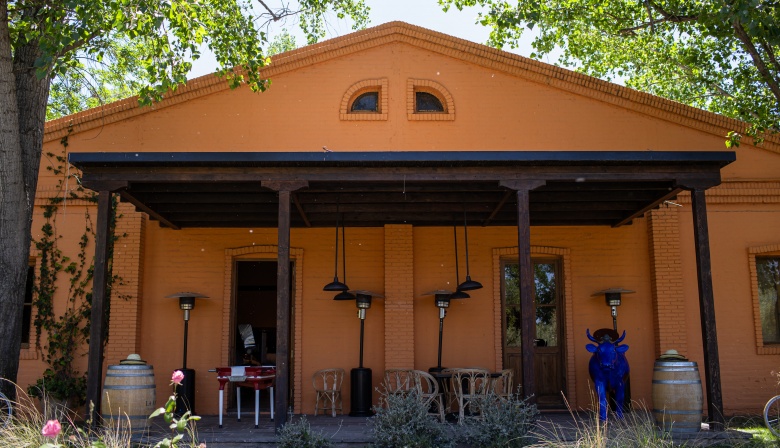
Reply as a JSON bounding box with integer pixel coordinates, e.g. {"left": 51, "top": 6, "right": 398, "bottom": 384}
{"left": 182, "top": 319, "right": 189, "bottom": 369}
{"left": 437, "top": 317, "right": 444, "bottom": 370}
{"left": 359, "top": 318, "right": 365, "bottom": 368}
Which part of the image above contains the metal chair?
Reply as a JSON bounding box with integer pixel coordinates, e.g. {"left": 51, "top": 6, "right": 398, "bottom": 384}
{"left": 450, "top": 368, "right": 490, "bottom": 424}
{"left": 491, "top": 368, "right": 514, "bottom": 401}
{"left": 313, "top": 368, "right": 344, "bottom": 417}
{"left": 413, "top": 370, "right": 445, "bottom": 422}
{"left": 382, "top": 369, "right": 416, "bottom": 399}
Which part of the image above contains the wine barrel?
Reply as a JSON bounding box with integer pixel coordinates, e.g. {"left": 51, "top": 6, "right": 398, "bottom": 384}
{"left": 101, "top": 364, "right": 156, "bottom": 436}
{"left": 652, "top": 361, "right": 703, "bottom": 433}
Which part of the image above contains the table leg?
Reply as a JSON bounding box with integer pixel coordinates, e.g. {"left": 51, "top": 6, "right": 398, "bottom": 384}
{"left": 254, "top": 388, "right": 260, "bottom": 428}
{"left": 237, "top": 386, "right": 241, "bottom": 422}
{"left": 270, "top": 387, "right": 275, "bottom": 421}
{"left": 219, "top": 389, "right": 224, "bottom": 428}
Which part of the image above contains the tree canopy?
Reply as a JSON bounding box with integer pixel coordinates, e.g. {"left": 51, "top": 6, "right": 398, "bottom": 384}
{"left": 441, "top": 0, "right": 780, "bottom": 145}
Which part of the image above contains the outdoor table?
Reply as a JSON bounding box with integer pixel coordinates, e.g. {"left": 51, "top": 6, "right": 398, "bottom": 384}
{"left": 214, "top": 366, "right": 275, "bottom": 428}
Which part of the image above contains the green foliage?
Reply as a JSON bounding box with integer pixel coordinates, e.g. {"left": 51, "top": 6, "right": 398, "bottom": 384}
{"left": 277, "top": 415, "right": 335, "bottom": 448}
{"left": 149, "top": 384, "right": 202, "bottom": 448}
{"left": 460, "top": 394, "right": 540, "bottom": 448}
{"left": 370, "top": 392, "right": 455, "bottom": 448}
{"left": 16, "top": 0, "right": 370, "bottom": 117}
{"left": 440, "top": 0, "right": 780, "bottom": 144}
{"left": 267, "top": 30, "right": 299, "bottom": 57}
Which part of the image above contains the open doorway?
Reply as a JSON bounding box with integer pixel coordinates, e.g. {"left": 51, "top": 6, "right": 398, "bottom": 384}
{"left": 234, "top": 261, "right": 278, "bottom": 367}
{"left": 231, "top": 260, "right": 293, "bottom": 416}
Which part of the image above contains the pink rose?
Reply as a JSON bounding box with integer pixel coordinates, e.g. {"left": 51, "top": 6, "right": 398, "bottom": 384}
{"left": 172, "top": 370, "right": 185, "bottom": 385}
{"left": 41, "top": 419, "right": 61, "bottom": 438}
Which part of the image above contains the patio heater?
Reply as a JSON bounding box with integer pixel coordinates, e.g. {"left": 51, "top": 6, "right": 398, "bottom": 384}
{"left": 166, "top": 292, "right": 209, "bottom": 415}
{"left": 592, "top": 288, "right": 634, "bottom": 331}
{"left": 350, "top": 290, "right": 384, "bottom": 417}
{"left": 424, "top": 290, "right": 467, "bottom": 373}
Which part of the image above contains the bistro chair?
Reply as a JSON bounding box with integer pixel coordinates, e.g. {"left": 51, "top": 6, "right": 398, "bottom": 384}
{"left": 313, "top": 368, "right": 345, "bottom": 417}
{"left": 491, "top": 368, "right": 514, "bottom": 402}
{"left": 382, "top": 369, "right": 416, "bottom": 399}
{"left": 450, "top": 368, "right": 491, "bottom": 424}
{"left": 413, "top": 370, "right": 445, "bottom": 422}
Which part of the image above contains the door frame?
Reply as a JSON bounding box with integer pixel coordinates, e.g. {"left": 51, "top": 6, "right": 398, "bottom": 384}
{"left": 492, "top": 246, "right": 576, "bottom": 405}
{"left": 222, "top": 245, "right": 304, "bottom": 412}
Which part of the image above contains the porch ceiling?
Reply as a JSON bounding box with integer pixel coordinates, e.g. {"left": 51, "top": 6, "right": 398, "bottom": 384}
{"left": 68, "top": 151, "right": 735, "bottom": 229}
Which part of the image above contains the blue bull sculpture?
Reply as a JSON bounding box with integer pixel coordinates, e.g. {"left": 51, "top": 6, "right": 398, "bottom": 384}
{"left": 586, "top": 329, "right": 629, "bottom": 420}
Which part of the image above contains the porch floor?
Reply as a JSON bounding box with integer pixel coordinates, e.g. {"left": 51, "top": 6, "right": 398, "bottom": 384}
{"left": 135, "top": 411, "right": 755, "bottom": 447}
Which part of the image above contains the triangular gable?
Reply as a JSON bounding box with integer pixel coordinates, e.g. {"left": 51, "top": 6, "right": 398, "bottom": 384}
{"left": 44, "top": 21, "right": 778, "bottom": 153}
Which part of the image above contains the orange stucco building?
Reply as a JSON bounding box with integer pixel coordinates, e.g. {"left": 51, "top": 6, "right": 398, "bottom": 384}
{"left": 19, "top": 22, "right": 780, "bottom": 426}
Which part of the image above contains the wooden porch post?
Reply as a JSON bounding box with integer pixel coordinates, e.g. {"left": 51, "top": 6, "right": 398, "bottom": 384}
{"left": 263, "top": 180, "right": 307, "bottom": 431}
{"left": 85, "top": 189, "right": 115, "bottom": 425}
{"left": 689, "top": 187, "right": 725, "bottom": 430}
{"left": 500, "top": 180, "right": 545, "bottom": 401}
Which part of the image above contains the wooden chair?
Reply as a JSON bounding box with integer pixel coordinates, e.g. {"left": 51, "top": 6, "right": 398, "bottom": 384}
{"left": 382, "top": 369, "right": 416, "bottom": 399}
{"left": 450, "top": 368, "right": 490, "bottom": 424}
{"left": 413, "top": 370, "right": 445, "bottom": 422}
{"left": 313, "top": 368, "right": 344, "bottom": 417}
{"left": 491, "top": 368, "right": 514, "bottom": 402}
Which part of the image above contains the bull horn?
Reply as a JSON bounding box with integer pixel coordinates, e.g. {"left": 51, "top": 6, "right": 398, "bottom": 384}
{"left": 615, "top": 330, "right": 626, "bottom": 344}
{"left": 586, "top": 329, "right": 598, "bottom": 343}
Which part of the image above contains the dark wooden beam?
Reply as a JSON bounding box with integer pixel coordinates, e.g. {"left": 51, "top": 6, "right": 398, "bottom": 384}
{"left": 85, "top": 191, "right": 113, "bottom": 425}
{"left": 292, "top": 193, "right": 312, "bottom": 227}
{"left": 612, "top": 188, "right": 683, "bottom": 227}
{"left": 689, "top": 187, "right": 725, "bottom": 431}
{"left": 261, "top": 180, "right": 308, "bottom": 431}
{"left": 483, "top": 190, "right": 514, "bottom": 226}
{"left": 120, "top": 190, "right": 181, "bottom": 230}
{"left": 501, "top": 179, "right": 546, "bottom": 403}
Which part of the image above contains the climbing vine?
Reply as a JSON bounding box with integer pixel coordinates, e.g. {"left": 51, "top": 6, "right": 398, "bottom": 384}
{"left": 29, "top": 129, "right": 125, "bottom": 403}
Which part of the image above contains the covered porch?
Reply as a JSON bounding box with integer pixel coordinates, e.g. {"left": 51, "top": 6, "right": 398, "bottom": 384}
{"left": 68, "top": 150, "right": 734, "bottom": 430}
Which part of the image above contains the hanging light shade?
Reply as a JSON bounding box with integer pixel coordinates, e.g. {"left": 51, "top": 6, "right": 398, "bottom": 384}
{"left": 458, "top": 210, "right": 483, "bottom": 291}
{"left": 451, "top": 225, "right": 472, "bottom": 299}
{"left": 324, "top": 206, "right": 349, "bottom": 292}
{"left": 333, "top": 218, "right": 355, "bottom": 300}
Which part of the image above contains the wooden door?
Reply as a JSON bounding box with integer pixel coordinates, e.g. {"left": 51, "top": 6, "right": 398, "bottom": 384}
{"left": 502, "top": 259, "right": 565, "bottom": 408}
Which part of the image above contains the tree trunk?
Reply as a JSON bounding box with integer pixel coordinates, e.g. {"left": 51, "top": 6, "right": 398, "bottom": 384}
{"left": 0, "top": 6, "right": 50, "bottom": 400}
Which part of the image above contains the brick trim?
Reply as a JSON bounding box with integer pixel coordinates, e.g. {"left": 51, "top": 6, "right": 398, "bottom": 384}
{"left": 647, "top": 205, "right": 687, "bottom": 357}
{"left": 222, "top": 246, "right": 305, "bottom": 412}
{"left": 491, "top": 246, "right": 575, "bottom": 404}
{"left": 406, "top": 79, "right": 455, "bottom": 121}
{"left": 339, "top": 78, "right": 389, "bottom": 121}
{"left": 105, "top": 204, "right": 147, "bottom": 365}
{"left": 384, "top": 225, "right": 415, "bottom": 369}
{"left": 748, "top": 243, "right": 780, "bottom": 355}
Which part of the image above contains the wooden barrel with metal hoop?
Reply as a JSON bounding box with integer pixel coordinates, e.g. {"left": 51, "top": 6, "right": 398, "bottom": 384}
{"left": 101, "top": 363, "right": 156, "bottom": 436}
{"left": 652, "top": 360, "right": 703, "bottom": 433}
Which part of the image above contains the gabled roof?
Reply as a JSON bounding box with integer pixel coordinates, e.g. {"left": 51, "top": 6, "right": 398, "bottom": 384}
{"left": 44, "top": 21, "right": 779, "bottom": 152}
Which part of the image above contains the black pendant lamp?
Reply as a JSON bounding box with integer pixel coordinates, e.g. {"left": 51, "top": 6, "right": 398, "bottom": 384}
{"left": 451, "top": 224, "right": 470, "bottom": 299}
{"left": 334, "top": 220, "right": 356, "bottom": 300}
{"left": 324, "top": 204, "right": 349, "bottom": 292}
{"left": 457, "top": 210, "right": 483, "bottom": 291}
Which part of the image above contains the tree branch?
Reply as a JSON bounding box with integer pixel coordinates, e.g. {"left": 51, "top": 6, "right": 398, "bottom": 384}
{"left": 759, "top": 37, "right": 780, "bottom": 76}
{"left": 731, "top": 19, "right": 780, "bottom": 107}
{"left": 619, "top": 0, "right": 698, "bottom": 35}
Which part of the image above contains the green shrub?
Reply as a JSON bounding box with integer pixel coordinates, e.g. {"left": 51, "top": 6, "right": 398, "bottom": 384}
{"left": 370, "top": 392, "right": 454, "bottom": 448}
{"left": 460, "top": 394, "right": 539, "bottom": 448}
{"left": 277, "top": 415, "right": 334, "bottom": 448}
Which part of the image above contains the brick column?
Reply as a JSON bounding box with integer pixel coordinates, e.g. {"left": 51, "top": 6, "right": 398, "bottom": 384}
{"left": 647, "top": 205, "right": 688, "bottom": 357}
{"left": 105, "top": 203, "right": 146, "bottom": 364}
{"left": 383, "top": 224, "right": 415, "bottom": 369}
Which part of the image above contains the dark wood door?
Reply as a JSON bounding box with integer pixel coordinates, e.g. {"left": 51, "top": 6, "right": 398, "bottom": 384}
{"left": 503, "top": 260, "right": 565, "bottom": 408}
